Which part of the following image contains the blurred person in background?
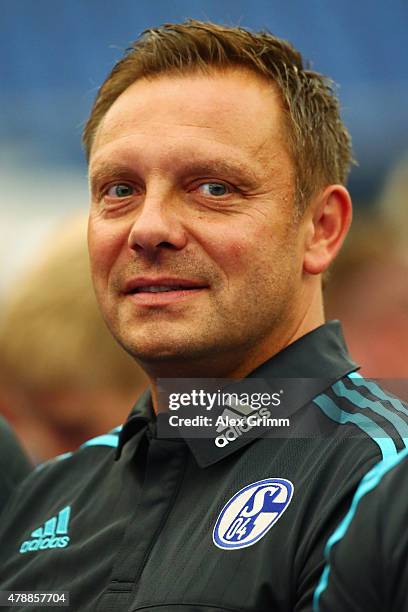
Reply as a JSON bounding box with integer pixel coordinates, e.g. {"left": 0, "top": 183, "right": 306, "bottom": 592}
{"left": 325, "top": 153, "right": 408, "bottom": 387}
{"left": 379, "top": 152, "right": 408, "bottom": 257}
{"left": 0, "top": 214, "right": 148, "bottom": 463}
{"left": 0, "top": 415, "right": 32, "bottom": 516}
{"left": 324, "top": 217, "right": 408, "bottom": 379}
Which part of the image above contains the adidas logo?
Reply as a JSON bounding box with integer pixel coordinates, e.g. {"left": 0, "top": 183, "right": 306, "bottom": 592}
{"left": 214, "top": 399, "right": 272, "bottom": 448}
{"left": 19, "top": 506, "right": 71, "bottom": 554}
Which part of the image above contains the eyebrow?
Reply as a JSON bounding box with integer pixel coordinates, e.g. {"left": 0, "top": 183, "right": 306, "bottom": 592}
{"left": 89, "top": 158, "right": 260, "bottom": 189}
{"left": 89, "top": 162, "right": 136, "bottom": 189}
{"left": 182, "top": 160, "right": 259, "bottom": 186}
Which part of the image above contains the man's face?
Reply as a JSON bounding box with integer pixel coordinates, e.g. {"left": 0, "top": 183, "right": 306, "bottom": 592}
{"left": 88, "top": 69, "right": 309, "bottom": 375}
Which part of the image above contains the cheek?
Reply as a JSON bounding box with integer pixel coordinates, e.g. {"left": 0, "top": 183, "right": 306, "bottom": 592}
{"left": 88, "top": 218, "right": 128, "bottom": 284}
{"left": 204, "top": 230, "right": 253, "bottom": 277}
{"left": 201, "top": 227, "right": 277, "bottom": 292}
{"left": 224, "top": 239, "right": 248, "bottom": 267}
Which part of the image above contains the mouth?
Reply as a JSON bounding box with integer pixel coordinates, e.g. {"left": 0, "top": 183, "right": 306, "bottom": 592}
{"left": 130, "top": 285, "right": 200, "bottom": 294}
{"left": 123, "top": 278, "right": 208, "bottom": 305}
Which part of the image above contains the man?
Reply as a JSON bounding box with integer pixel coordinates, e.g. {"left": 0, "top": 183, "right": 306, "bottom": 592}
{"left": 0, "top": 416, "right": 31, "bottom": 516}
{"left": 314, "top": 447, "right": 408, "bottom": 611}
{"left": 0, "top": 20, "right": 406, "bottom": 611}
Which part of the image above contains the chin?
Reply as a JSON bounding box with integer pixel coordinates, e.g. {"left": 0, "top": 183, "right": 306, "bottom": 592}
{"left": 119, "top": 334, "right": 216, "bottom": 365}
{"left": 116, "top": 332, "right": 188, "bottom": 360}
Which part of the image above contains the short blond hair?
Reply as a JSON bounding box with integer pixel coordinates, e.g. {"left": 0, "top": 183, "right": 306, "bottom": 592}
{"left": 83, "top": 19, "right": 354, "bottom": 210}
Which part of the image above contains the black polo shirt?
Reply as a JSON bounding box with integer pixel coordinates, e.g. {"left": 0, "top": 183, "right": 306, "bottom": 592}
{"left": 0, "top": 322, "right": 407, "bottom": 611}
{"left": 0, "top": 416, "right": 32, "bottom": 517}
{"left": 314, "top": 447, "right": 408, "bottom": 612}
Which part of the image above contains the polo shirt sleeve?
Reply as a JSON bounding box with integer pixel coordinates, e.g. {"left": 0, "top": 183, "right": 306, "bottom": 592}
{"left": 316, "top": 451, "right": 408, "bottom": 612}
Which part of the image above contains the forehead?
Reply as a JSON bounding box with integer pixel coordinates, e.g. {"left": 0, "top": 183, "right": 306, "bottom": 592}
{"left": 90, "top": 69, "right": 288, "bottom": 169}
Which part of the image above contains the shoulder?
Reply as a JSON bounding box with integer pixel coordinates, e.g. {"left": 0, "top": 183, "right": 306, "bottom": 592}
{"left": 36, "top": 424, "right": 122, "bottom": 478}
{"left": 0, "top": 416, "right": 32, "bottom": 515}
{"left": 0, "top": 425, "right": 122, "bottom": 523}
{"left": 0, "top": 416, "right": 30, "bottom": 467}
{"left": 342, "top": 447, "right": 408, "bottom": 552}
{"left": 312, "top": 373, "right": 408, "bottom": 460}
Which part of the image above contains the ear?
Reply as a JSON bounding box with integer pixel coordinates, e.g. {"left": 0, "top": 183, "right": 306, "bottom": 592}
{"left": 303, "top": 185, "right": 352, "bottom": 275}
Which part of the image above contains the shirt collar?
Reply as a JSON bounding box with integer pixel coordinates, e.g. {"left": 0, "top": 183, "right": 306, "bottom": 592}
{"left": 115, "top": 389, "right": 154, "bottom": 459}
{"left": 116, "top": 321, "right": 358, "bottom": 465}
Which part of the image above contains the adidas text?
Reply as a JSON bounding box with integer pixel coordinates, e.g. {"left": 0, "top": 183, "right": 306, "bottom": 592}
{"left": 20, "top": 536, "right": 70, "bottom": 553}
{"left": 215, "top": 407, "right": 271, "bottom": 447}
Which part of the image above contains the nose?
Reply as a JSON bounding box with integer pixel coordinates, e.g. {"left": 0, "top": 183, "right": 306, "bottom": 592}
{"left": 127, "top": 191, "right": 188, "bottom": 257}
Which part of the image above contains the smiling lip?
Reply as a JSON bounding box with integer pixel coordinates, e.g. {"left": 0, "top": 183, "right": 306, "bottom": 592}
{"left": 123, "top": 277, "right": 208, "bottom": 306}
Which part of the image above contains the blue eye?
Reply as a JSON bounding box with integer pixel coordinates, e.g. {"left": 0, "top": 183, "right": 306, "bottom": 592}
{"left": 199, "top": 182, "right": 229, "bottom": 196}
{"left": 106, "top": 184, "right": 134, "bottom": 198}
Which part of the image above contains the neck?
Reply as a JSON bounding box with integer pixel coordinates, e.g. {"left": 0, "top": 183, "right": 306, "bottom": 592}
{"left": 145, "top": 293, "right": 324, "bottom": 413}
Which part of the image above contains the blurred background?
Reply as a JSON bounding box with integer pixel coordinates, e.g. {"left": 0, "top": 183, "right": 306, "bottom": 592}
{"left": 1, "top": 0, "right": 408, "bottom": 461}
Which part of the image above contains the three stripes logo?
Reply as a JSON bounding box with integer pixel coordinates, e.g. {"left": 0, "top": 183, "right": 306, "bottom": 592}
{"left": 19, "top": 506, "right": 71, "bottom": 554}
{"left": 214, "top": 398, "right": 271, "bottom": 448}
